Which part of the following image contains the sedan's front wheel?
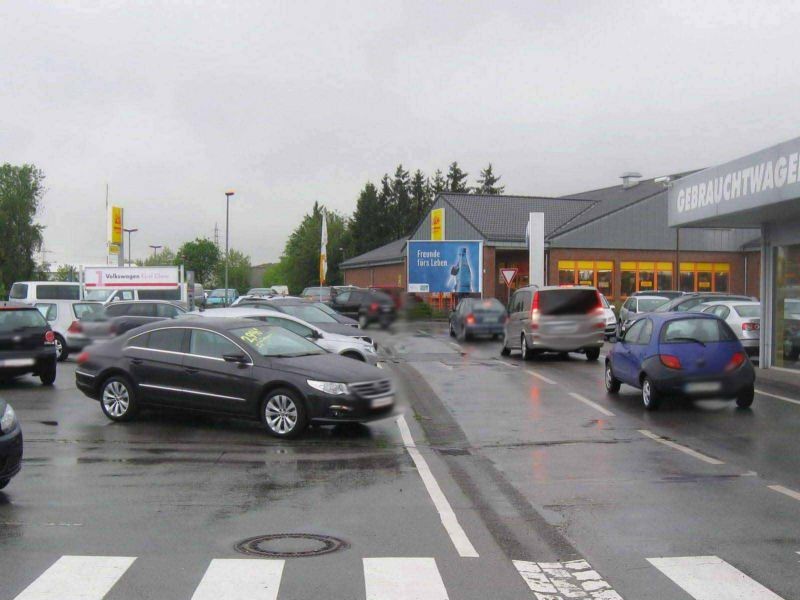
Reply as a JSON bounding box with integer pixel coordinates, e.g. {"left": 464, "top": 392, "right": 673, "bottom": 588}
{"left": 100, "top": 376, "right": 138, "bottom": 421}
{"left": 261, "top": 388, "right": 308, "bottom": 439}
{"left": 605, "top": 362, "right": 621, "bottom": 394}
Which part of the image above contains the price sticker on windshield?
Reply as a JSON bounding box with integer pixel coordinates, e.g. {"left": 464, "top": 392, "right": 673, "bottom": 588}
{"left": 240, "top": 327, "right": 267, "bottom": 346}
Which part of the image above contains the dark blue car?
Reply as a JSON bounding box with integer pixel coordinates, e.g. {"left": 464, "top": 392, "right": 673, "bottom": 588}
{"left": 605, "top": 312, "right": 755, "bottom": 410}
{"left": 0, "top": 398, "right": 22, "bottom": 490}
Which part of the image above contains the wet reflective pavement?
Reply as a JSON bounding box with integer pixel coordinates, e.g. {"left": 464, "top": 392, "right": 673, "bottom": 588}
{"left": 0, "top": 324, "right": 798, "bottom": 599}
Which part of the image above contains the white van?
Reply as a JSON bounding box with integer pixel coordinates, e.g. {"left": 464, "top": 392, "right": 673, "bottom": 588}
{"left": 83, "top": 287, "right": 184, "bottom": 303}
{"left": 9, "top": 281, "right": 81, "bottom": 303}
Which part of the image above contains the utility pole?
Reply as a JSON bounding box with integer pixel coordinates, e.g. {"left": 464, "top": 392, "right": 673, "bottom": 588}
{"left": 224, "top": 191, "right": 235, "bottom": 305}
{"left": 123, "top": 228, "right": 138, "bottom": 266}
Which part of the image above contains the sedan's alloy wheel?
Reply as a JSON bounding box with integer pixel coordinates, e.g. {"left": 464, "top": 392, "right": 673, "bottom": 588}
{"left": 103, "top": 381, "right": 130, "bottom": 417}
{"left": 265, "top": 394, "right": 298, "bottom": 434}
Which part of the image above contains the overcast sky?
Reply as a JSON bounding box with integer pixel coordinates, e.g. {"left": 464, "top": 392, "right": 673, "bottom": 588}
{"left": 3, "top": 0, "right": 800, "bottom": 266}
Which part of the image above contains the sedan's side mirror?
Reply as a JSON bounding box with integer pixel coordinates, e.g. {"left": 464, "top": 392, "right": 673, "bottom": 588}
{"left": 222, "top": 353, "right": 249, "bottom": 366}
{"left": 313, "top": 330, "right": 322, "bottom": 339}
{"left": 608, "top": 334, "right": 618, "bottom": 343}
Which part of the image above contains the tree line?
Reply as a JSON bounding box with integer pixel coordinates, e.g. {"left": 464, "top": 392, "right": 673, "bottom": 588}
{"left": 264, "top": 161, "right": 504, "bottom": 293}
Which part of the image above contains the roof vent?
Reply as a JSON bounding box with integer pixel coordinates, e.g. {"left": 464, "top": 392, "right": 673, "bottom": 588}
{"left": 620, "top": 171, "right": 642, "bottom": 189}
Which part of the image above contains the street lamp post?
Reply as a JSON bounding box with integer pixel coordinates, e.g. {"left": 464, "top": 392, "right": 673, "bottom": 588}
{"left": 224, "top": 191, "right": 235, "bottom": 306}
{"left": 149, "top": 245, "right": 162, "bottom": 261}
{"left": 123, "top": 228, "right": 138, "bottom": 266}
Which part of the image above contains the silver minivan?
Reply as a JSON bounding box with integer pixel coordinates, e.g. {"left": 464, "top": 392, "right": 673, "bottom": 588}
{"left": 501, "top": 286, "right": 605, "bottom": 360}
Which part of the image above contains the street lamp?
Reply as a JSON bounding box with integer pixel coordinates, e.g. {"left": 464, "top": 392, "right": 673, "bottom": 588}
{"left": 123, "top": 228, "right": 138, "bottom": 266}
{"left": 224, "top": 190, "right": 235, "bottom": 305}
{"left": 149, "top": 245, "right": 162, "bottom": 260}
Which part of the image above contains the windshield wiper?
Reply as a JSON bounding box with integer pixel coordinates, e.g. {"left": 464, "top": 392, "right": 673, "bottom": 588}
{"left": 667, "top": 336, "right": 706, "bottom": 347}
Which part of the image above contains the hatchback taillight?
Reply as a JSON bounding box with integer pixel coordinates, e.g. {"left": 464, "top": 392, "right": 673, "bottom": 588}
{"left": 742, "top": 322, "right": 760, "bottom": 331}
{"left": 660, "top": 354, "right": 682, "bottom": 369}
{"left": 44, "top": 330, "right": 56, "bottom": 344}
{"left": 76, "top": 351, "right": 90, "bottom": 364}
{"left": 465, "top": 314, "right": 476, "bottom": 325}
{"left": 68, "top": 320, "right": 82, "bottom": 333}
{"left": 370, "top": 302, "right": 379, "bottom": 312}
{"left": 726, "top": 351, "right": 746, "bottom": 372}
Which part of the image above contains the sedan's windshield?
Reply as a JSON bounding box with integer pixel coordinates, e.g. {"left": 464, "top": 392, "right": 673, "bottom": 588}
{"left": 314, "top": 302, "right": 339, "bottom": 316}
{"left": 84, "top": 289, "right": 114, "bottom": 302}
{"left": 735, "top": 304, "right": 760, "bottom": 318}
{"left": 231, "top": 325, "right": 326, "bottom": 357}
{"left": 279, "top": 304, "right": 337, "bottom": 323}
{"left": 73, "top": 303, "right": 105, "bottom": 320}
{"left": 638, "top": 298, "right": 669, "bottom": 312}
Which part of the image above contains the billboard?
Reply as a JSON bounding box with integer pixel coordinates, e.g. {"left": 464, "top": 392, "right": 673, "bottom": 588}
{"left": 430, "top": 207, "right": 445, "bottom": 240}
{"left": 407, "top": 240, "right": 482, "bottom": 294}
{"left": 83, "top": 266, "right": 180, "bottom": 288}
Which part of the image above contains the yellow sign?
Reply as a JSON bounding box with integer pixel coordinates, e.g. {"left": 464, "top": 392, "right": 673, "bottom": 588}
{"left": 108, "top": 206, "right": 123, "bottom": 245}
{"left": 108, "top": 243, "right": 120, "bottom": 255}
{"left": 431, "top": 208, "right": 445, "bottom": 240}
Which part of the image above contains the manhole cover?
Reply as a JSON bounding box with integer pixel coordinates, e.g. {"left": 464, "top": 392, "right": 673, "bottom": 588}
{"left": 234, "top": 534, "right": 349, "bottom": 558}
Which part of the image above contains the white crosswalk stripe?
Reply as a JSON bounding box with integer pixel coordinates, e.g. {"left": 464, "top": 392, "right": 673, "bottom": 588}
{"left": 191, "top": 559, "right": 285, "bottom": 600}
{"left": 647, "top": 556, "right": 786, "bottom": 600}
{"left": 12, "top": 555, "right": 136, "bottom": 600}
{"left": 363, "top": 557, "right": 449, "bottom": 600}
{"left": 513, "top": 559, "right": 623, "bottom": 599}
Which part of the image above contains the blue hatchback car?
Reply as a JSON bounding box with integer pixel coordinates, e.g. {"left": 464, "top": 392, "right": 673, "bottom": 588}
{"left": 605, "top": 313, "right": 755, "bottom": 410}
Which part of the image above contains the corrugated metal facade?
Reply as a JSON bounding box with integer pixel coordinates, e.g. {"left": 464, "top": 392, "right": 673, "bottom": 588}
{"left": 549, "top": 191, "right": 759, "bottom": 251}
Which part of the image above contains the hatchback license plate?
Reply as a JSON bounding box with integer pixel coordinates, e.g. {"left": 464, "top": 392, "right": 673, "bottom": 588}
{"left": 0, "top": 358, "right": 35, "bottom": 367}
{"left": 684, "top": 382, "right": 722, "bottom": 393}
{"left": 371, "top": 396, "right": 393, "bottom": 408}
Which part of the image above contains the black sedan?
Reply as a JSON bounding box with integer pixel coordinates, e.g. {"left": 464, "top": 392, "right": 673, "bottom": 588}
{"left": 0, "top": 398, "right": 22, "bottom": 490}
{"left": 75, "top": 317, "right": 394, "bottom": 438}
{"left": 449, "top": 297, "right": 507, "bottom": 341}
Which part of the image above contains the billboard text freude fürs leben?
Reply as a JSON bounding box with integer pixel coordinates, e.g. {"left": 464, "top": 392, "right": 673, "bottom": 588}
{"left": 407, "top": 241, "right": 483, "bottom": 294}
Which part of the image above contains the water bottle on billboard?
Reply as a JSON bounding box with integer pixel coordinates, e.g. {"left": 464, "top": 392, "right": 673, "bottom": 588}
{"left": 450, "top": 246, "right": 473, "bottom": 293}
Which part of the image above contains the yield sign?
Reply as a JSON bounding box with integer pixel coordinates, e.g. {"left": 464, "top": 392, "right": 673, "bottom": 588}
{"left": 500, "top": 268, "right": 518, "bottom": 287}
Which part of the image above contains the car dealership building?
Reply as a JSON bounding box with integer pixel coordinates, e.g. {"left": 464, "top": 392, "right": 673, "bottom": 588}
{"left": 669, "top": 135, "right": 800, "bottom": 370}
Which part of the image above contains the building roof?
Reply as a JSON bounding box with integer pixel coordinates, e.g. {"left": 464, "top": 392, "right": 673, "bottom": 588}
{"left": 550, "top": 171, "right": 700, "bottom": 238}
{"left": 436, "top": 193, "right": 596, "bottom": 242}
{"left": 340, "top": 237, "right": 407, "bottom": 269}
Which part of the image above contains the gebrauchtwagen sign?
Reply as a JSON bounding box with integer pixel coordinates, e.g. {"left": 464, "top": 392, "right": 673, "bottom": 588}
{"left": 407, "top": 240, "right": 483, "bottom": 294}
{"left": 669, "top": 136, "right": 800, "bottom": 227}
{"left": 84, "top": 266, "right": 180, "bottom": 288}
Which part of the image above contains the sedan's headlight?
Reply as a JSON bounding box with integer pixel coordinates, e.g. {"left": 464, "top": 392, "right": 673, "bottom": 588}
{"left": 0, "top": 404, "right": 17, "bottom": 434}
{"left": 307, "top": 380, "right": 349, "bottom": 395}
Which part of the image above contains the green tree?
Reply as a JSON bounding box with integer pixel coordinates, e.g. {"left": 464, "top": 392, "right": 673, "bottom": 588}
{"left": 214, "top": 248, "right": 251, "bottom": 294}
{"left": 409, "top": 170, "right": 432, "bottom": 232}
{"left": 431, "top": 169, "right": 447, "bottom": 194}
{"left": 138, "top": 247, "right": 176, "bottom": 267}
{"left": 0, "top": 164, "right": 45, "bottom": 292}
{"left": 391, "top": 164, "right": 412, "bottom": 238}
{"left": 176, "top": 238, "right": 220, "bottom": 286}
{"left": 475, "top": 163, "right": 505, "bottom": 194}
{"left": 262, "top": 261, "right": 288, "bottom": 288}
{"left": 446, "top": 161, "right": 469, "bottom": 192}
{"left": 54, "top": 264, "right": 79, "bottom": 282}
{"left": 347, "top": 182, "right": 383, "bottom": 256}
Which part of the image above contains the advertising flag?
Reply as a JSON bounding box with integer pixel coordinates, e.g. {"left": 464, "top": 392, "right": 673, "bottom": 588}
{"left": 320, "top": 210, "right": 328, "bottom": 285}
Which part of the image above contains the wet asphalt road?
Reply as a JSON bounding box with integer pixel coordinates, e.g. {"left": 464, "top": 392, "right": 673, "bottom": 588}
{"left": 0, "top": 322, "right": 798, "bottom": 599}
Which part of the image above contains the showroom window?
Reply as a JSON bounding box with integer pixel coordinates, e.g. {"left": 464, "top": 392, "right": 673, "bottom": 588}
{"left": 620, "top": 261, "right": 675, "bottom": 297}
{"left": 557, "top": 261, "right": 613, "bottom": 297}
{"left": 678, "top": 263, "right": 730, "bottom": 293}
{"left": 772, "top": 244, "right": 800, "bottom": 370}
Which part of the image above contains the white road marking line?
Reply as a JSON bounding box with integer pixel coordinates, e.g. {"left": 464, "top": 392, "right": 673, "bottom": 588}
{"left": 648, "top": 555, "right": 785, "bottom": 599}
{"left": 396, "top": 415, "right": 479, "bottom": 558}
{"left": 364, "top": 557, "right": 449, "bottom": 600}
{"left": 513, "top": 559, "right": 623, "bottom": 599}
{"left": 525, "top": 369, "right": 557, "bottom": 385}
{"left": 638, "top": 430, "right": 724, "bottom": 465}
{"left": 13, "top": 555, "right": 136, "bottom": 600}
{"left": 768, "top": 484, "right": 800, "bottom": 502}
{"left": 755, "top": 389, "right": 800, "bottom": 406}
{"left": 447, "top": 342, "right": 462, "bottom": 352}
{"left": 191, "top": 559, "right": 284, "bottom": 600}
{"left": 568, "top": 392, "right": 615, "bottom": 417}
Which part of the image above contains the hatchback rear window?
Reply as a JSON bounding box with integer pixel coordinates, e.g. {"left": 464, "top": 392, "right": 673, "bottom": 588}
{"left": 538, "top": 289, "right": 599, "bottom": 315}
{"left": 661, "top": 318, "right": 737, "bottom": 344}
{"left": 472, "top": 298, "right": 504, "bottom": 312}
{"left": 0, "top": 309, "right": 48, "bottom": 331}
{"left": 734, "top": 305, "right": 760, "bottom": 318}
